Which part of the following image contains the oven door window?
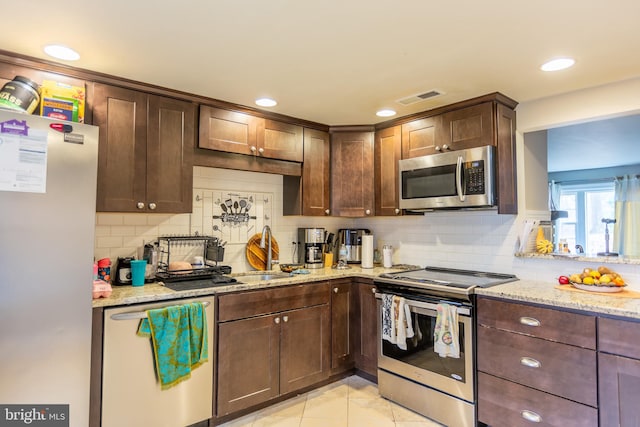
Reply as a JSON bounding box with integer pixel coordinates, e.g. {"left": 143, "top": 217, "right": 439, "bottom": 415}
{"left": 401, "top": 164, "right": 457, "bottom": 199}
{"left": 382, "top": 306, "right": 466, "bottom": 382}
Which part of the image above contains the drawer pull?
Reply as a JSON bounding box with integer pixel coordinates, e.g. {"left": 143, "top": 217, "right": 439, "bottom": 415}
{"left": 521, "top": 410, "right": 542, "bottom": 423}
{"left": 519, "top": 316, "right": 541, "bottom": 327}
{"left": 520, "top": 357, "right": 541, "bottom": 368}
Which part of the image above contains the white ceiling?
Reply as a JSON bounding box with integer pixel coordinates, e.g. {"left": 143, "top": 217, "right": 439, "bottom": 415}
{"left": 1, "top": 0, "right": 639, "bottom": 126}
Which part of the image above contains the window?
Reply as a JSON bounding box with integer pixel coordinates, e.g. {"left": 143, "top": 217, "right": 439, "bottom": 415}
{"left": 555, "top": 181, "right": 615, "bottom": 255}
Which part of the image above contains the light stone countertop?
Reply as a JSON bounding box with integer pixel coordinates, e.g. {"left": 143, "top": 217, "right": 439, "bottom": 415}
{"left": 476, "top": 280, "right": 640, "bottom": 320}
{"left": 92, "top": 265, "right": 407, "bottom": 308}
{"left": 93, "top": 266, "right": 640, "bottom": 321}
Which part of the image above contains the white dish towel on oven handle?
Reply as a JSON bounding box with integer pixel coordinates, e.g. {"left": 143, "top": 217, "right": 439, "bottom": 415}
{"left": 382, "top": 294, "right": 414, "bottom": 350}
{"left": 434, "top": 303, "right": 460, "bottom": 358}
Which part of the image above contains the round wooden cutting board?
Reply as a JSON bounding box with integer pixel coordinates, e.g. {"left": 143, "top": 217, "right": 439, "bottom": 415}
{"left": 246, "top": 233, "right": 279, "bottom": 271}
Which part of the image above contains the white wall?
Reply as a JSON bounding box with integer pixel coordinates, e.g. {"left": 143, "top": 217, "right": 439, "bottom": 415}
{"left": 94, "top": 77, "right": 640, "bottom": 285}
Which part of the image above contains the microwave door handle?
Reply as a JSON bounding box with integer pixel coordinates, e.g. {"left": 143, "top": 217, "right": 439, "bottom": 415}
{"left": 456, "top": 155, "right": 465, "bottom": 202}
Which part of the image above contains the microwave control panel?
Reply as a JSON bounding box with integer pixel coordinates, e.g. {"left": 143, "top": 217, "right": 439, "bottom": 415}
{"left": 463, "top": 160, "right": 485, "bottom": 194}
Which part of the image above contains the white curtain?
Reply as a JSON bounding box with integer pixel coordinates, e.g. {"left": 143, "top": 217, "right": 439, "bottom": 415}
{"left": 613, "top": 175, "right": 640, "bottom": 257}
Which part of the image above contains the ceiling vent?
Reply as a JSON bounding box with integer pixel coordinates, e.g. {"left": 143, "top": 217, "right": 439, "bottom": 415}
{"left": 396, "top": 89, "right": 443, "bottom": 106}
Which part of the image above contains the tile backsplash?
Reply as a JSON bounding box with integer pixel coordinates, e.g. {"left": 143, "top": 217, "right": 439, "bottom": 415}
{"left": 95, "top": 166, "right": 639, "bottom": 284}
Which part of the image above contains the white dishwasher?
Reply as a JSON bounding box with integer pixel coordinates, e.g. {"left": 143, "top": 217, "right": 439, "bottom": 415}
{"left": 101, "top": 295, "right": 215, "bottom": 427}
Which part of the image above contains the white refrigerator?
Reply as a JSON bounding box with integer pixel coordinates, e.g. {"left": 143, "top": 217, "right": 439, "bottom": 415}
{"left": 0, "top": 109, "right": 98, "bottom": 427}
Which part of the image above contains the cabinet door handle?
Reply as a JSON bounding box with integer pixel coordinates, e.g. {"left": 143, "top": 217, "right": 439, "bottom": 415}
{"left": 282, "top": 315, "right": 289, "bottom": 323}
{"left": 520, "top": 357, "right": 541, "bottom": 368}
{"left": 334, "top": 287, "right": 339, "bottom": 293}
{"left": 274, "top": 317, "right": 280, "bottom": 324}
{"left": 250, "top": 146, "right": 257, "bottom": 153}
{"left": 136, "top": 202, "right": 145, "bottom": 210}
{"left": 435, "top": 145, "right": 441, "bottom": 151}
{"left": 521, "top": 410, "right": 542, "bottom": 423}
{"left": 365, "top": 209, "right": 371, "bottom": 215}
{"left": 148, "top": 202, "right": 157, "bottom": 210}
{"left": 324, "top": 209, "right": 330, "bottom": 215}
{"left": 519, "top": 317, "right": 541, "bottom": 327}
{"left": 372, "top": 288, "right": 377, "bottom": 294}
{"left": 442, "top": 144, "right": 449, "bottom": 150}
{"left": 394, "top": 208, "right": 400, "bottom": 214}
{"left": 258, "top": 147, "right": 264, "bottom": 154}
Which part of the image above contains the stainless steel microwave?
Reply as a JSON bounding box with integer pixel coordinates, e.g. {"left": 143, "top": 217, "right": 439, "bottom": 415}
{"left": 399, "top": 145, "right": 496, "bottom": 211}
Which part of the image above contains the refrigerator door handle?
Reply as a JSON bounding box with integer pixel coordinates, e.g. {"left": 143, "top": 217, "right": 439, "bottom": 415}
{"left": 110, "top": 301, "right": 211, "bottom": 321}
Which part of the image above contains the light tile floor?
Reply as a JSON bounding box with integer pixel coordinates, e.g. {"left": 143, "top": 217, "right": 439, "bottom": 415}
{"left": 217, "top": 376, "right": 443, "bottom": 427}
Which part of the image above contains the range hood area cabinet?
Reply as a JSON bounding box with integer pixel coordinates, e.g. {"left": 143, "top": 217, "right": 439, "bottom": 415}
{"left": 376, "top": 94, "right": 519, "bottom": 215}
{"left": 198, "top": 105, "right": 304, "bottom": 162}
{"left": 92, "top": 83, "right": 195, "bottom": 213}
{"left": 330, "top": 128, "right": 375, "bottom": 217}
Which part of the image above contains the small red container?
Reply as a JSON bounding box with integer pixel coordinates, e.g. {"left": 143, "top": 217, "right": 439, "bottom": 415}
{"left": 97, "top": 258, "right": 111, "bottom": 282}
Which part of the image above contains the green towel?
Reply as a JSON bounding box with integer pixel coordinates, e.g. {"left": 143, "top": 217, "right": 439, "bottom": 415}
{"left": 137, "top": 302, "right": 208, "bottom": 389}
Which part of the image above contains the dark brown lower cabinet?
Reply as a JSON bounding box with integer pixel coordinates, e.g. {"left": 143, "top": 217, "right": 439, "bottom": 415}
{"left": 354, "top": 280, "right": 378, "bottom": 377}
{"left": 478, "top": 372, "right": 597, "bottom": 427}
{"left": 280, "top": 305, "right": 330, "bottom": 394}
{"left": 330, "top": 279, "right": 355, "bottom": 373}
{"left": 598, "top": 316, "right": 640, "bottom": 427}
{"left": 216, "top": 291, "right": 330, "bottom": 417}
{"left": 216, "top": 314, "right": 280, "bottom": 416}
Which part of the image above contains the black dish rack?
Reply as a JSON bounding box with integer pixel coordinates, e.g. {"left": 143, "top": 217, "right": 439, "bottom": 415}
{"left": 155, "top": 235, "right": 230, "bottom": 283}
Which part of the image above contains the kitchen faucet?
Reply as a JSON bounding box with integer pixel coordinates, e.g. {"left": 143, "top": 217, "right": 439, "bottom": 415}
{"left": 260, "top": 225, "right": 273, "bottom": 271}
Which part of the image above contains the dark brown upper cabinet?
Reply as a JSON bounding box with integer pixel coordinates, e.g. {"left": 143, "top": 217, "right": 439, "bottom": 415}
{"left": 375, "top": 126, "right": 402, "bottom": 216}
{"left": 199, "top": 105, "right": 303, "bottom": 162}
{"left": 92, "top": 83, "right": 195, "bottom": 213}
{"left": 330, "top": 129, "right": 375, "bottom": 217}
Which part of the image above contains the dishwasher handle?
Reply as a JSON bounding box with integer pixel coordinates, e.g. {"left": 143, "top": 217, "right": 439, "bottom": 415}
{"left": 110, "top": 301, "right": 211, "bottom": 321}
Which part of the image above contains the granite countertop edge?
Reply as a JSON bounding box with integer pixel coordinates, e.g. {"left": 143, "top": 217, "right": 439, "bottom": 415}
{"left": 476, "top": 280, "right": 640, "bottom": 320}
{"left": 92, "top": 266, "right": 401, "bottom": 309}
{"left": 93, "top": 268, "right": 640, "bottom": 320}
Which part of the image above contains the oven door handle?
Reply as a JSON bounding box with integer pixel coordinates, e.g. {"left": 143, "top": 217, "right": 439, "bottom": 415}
{"left": 375, "top": 293, "right": 471, "bottom": 316}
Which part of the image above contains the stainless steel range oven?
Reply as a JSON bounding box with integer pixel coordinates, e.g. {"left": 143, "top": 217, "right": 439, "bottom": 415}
{"left": 374, "top": 267, "right": 517, "bottom": 427}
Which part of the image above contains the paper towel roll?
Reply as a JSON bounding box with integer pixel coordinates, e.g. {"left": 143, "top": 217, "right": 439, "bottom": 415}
{"left": 361, "top": 235, "right": 374, "bottom": 269}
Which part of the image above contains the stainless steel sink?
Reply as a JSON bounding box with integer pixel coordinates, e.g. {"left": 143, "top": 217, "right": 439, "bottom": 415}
{"left": 237, "top": 273, "right": 291, "bottom": 282}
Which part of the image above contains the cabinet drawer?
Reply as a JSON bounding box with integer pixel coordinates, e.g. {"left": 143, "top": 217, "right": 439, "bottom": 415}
{"left": 478, "top": 372, "right": 598, "bottom": 427}
{"left": 478, "top": 326, "right": 597, "bottom": 406}
{"left": 598, "top": 316, "right": 640, "bottom": 358}
{"left": 218, "top": 282, "right": 330, "bottom": 322}
{"left": 478, "top": 297, "right": 596, "bottom": 349}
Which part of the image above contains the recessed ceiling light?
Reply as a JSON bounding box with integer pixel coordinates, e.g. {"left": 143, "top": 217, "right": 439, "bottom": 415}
{"left": 255, "top": 98, "right": 277, "bottom": 107}
{"left": 540, "top": 58, "right": 575, "bottom": 72}
{"left": 44, "top": 44, "right": 80, "bottom": 61}
{"left": 376, "top": 109, "right": 396, "bottom": 117}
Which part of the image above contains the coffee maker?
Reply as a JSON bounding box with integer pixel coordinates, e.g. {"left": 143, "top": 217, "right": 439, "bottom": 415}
{"left": 298, "top": 228, "right": 325, "bottom": 269}
{"left": 337, "top": 228, "right": 371, "bottom": 264}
